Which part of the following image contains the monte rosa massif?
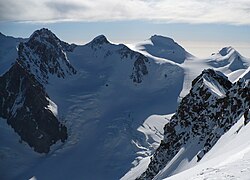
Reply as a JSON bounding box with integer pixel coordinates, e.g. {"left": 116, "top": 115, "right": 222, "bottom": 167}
{"left": 0, "top": 28, "right": 249, "bottom": 180}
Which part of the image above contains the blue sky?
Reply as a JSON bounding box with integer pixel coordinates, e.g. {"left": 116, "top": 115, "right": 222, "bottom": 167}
{"left": 0, "top": 0, "right": 250, "bottom": 57}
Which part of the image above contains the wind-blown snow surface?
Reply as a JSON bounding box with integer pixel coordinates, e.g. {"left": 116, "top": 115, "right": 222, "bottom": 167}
{"left": 165, "top": 115, "right": 250, "bottom": 180}
{"left": 32, "top": 39, "right": 183, "bottom": 180}
{"left": 134, "top": 35, "right": 192, "bottom": 64}
{"left": 0, "top": 117, "right": 38, "bottom": 179}
{"left": 0, "top": 33, "right": 24, "bottom": 75}
{"left": 1, "top": 30, "right": 250, "bottom": 180}
{"left": 123, "top": 39, "right": 250, "bottom": 180}
{"left": 1, "top": 32, "right": 184, "bottom": 180}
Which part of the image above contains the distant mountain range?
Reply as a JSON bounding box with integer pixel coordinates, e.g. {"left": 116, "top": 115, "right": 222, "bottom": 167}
{"left": 0, "top": 28, "right": 249, "bottom": 180}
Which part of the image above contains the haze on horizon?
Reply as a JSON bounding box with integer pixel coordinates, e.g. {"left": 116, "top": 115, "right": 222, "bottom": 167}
{"left": 0, "top": 0, "right": 250, "bottom": 57}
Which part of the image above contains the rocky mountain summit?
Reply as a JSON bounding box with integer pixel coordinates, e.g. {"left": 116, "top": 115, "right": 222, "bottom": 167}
{"left": 17, "top": 28, "right": 77, "bottom": 84}
{"left": 138, "top": 69, "right": 250, "bottom": 179}
{"left": 0, "top": 29, "right": 151, "bottom": 155}
{"left": 1, "top": 28, "right": 249, "bottom": 180}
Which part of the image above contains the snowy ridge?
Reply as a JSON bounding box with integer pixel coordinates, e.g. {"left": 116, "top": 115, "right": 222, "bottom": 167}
{"left": 2, "top": 30, "right": 184, "bottom": 179}
{"left": 239, "top": 66, "right": 250, "bottom": 80}
{"left": 1, "top": 29, "right": 250, "bottom": 180}
{"left": 138, "top": 69, "right": 249, "bottom": 180}
{"left": 17, "top": 28, "right": 76, "bottom": 84}
{"left": 69, "top": 34, "right": 152, "bottom": 84}
{"left": 208, "top": 46, "right": 249, "bottom": 72}
{"left": 196, "top": 69, "right": 229, "bottom": 98}
{"left": 0, "top": 62, "right": 67, "bottom": 153}
{"left": 165, "top": 112, "right": 250, "bottom": 180}
{"left": 135, "top": 35, "right": 192, "bottom": 64}
{"left": 0, "top": 33, "right": 24, "bottom": 75}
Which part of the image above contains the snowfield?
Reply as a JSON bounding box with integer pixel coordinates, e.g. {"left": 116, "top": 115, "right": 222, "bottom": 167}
{"left": 165, "top": 115, "right": 250, "bottom": 180}
{"left": 0, "top": 30, "right": 249, "bottom": 180}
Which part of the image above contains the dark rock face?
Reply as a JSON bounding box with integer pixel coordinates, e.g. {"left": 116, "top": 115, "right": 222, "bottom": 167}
{"left": 116, "top": 45, "right": 149, "bottom": 83}
{"left": 138, "top": 69, "right": 250, "bottom": 179}
{"left": 17, "top": 28, "right": 76, "bottom": 84}
{"left": 130, "top": 54, "right": 149, "bottom": 83}
{"left": 86, "top": 36, "right": 149, "bottom": 84}
{"left": 0, "top": 62, "right": 67, "bottom": 153}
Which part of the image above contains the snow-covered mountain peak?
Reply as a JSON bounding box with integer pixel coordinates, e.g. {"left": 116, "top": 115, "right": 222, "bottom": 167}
{"left": 135, "top": 35, "right": 190, "bottom": 64}
{"left": 218, "top": 46, "right": 237, "bottom": 56}
{"left": 28, "top": 28, "right": 62, "bottom": 50}
{"left": 86, "top": 34, "right": 110, "bottom": 50}
{"left": 28, "top": 28, "right": 76, "bottom": 52}
{"left": 138, "top": 69, "right": 249, "bottom": 180}
{"left": 29, "top": 28, "right": 56, "bottom": 40}
{"left": 17, "top": 29, "right": 77, "bottom": 84}
{"left": 92, "top": 34, "right": 109, "bottom": 44}
{"left": 149, "top": 35, "right": 182, "bottom": 49}
{"left": 208, "top": 46, "right": 248, "bottom": 72}
{"left": 0, "top": 32, "right": 24, "bottom": 75}
{"left": 150, "top": 35, "right": 175, "bottom": 44}
{"left": 192, "top": 69, "right": 230, "bottom": 87}
{"left": 191, "top": 69, "right": 231, "bottom": 98}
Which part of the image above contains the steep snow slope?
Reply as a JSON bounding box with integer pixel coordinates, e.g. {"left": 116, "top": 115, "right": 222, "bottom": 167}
{"left": 1, "top": 30, "right": 185, "bottom": 180}
{"left": 131, "top": 39, "right": 250, "bottom": 97}
{"left": 125, "top": 40, "right": 248, "bottom": 179}
{"left": 134, "top": 35, "right": 192, "bottom": 64}
{"left": 137, "top": 70, "right": 249, "bottom": 180}
{"left": 0, "top": 117, "right": 41, "bottom": 180}
{"left": 0, "top": 32, "right": 23, "bottom": 75}
{"left": 208, "top": 47, "right": 250, "bottom": 82}
{"left": 208, "top": 47, "right": 248, "bottom": 71}
{"left": 165, "top": 113, "right": 250, "bottom": 180}
{"left": 238, "top": 66, "right": 250, "bottom": 80}
{"left": 122, "top": 114, "right": 174, "bottom": 180}
{"left": 1, "top": 30, "right": 250, "bottom": 180}
{"left": 28, "top": 36, "right": 183, "bottom": 180}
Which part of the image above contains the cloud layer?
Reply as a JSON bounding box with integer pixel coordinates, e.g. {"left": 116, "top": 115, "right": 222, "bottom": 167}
{"left": 1, "top": 0, "right": 250, "bottom": 25}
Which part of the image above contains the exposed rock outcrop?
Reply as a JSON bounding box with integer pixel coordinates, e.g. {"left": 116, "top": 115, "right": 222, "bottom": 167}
{"left": 17, "top": 28, "right": 76, "bottom": 84}
{"left": 138, "top": 69, "right": 249, "bottom": 179}
{"left": 0, "top": 62, "right": 67, "bottom": 153}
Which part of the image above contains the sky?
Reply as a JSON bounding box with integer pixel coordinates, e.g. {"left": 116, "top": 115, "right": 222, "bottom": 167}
{"left": 0, "top": 0, "right": 250, "bottom": 58}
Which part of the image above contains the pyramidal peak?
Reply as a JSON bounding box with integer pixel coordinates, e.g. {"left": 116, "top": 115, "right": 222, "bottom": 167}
{"left": 17, "top": 28, "right": 77, "bottom": 84}
{"left": 86, "top": 34, "right": 111, "bottom": 50}
{"left": 195, "top": 69, "right": 231, "bottom": 88}
{"left": 191, "top": 69, "right": 232, "bottom": 97}
{"left": 90, "top": 34, "right": 109, "bottom": 46}
{"left": 29, "top": 28, "right": 59, "bottom": 42}
{"left": 218, "top": 46, "right": 238, "bottom": 57}
{"left": 92, "top": 34, "right": 109, "bottom": 44}
{"left": 27, "top": 28, "right": 76, "bottom": 52}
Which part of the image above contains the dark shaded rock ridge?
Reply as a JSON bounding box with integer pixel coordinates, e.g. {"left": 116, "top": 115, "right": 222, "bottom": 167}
{"left": 0, "top": 62, "right": 67, "bottom": 153}
{"left": 138, "top": 69, "right": 250, "bottom": 179}
{"left": 17, "top": 28, "right": 77, "bottom": 84}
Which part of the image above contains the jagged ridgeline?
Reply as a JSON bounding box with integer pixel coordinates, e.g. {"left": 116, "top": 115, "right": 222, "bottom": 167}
{"left": 0, "top": 28, "right": 151, "bottom": 154}
{"left": 17, "top": 28, "right": 77, "bottom": 84}
{"left": 0, "top": 28, "right": 74, "bottom": 153}
{"left": 0, "top": 62, "right": 67, "bottom": 153}
{"left": 138, "top": 69, "right": 250, "bottom": 179}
